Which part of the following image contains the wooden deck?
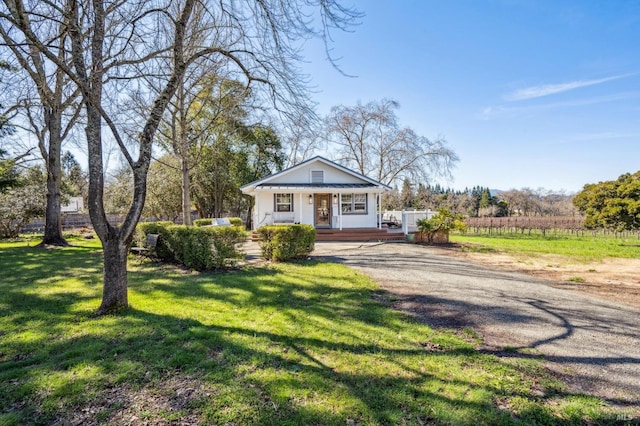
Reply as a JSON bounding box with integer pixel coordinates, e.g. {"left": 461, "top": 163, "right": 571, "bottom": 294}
{"left": 315, "top": 228, "right": 405, "bottom": 242}
{"left": 251, "top": 228, "right": 406, "bottom": 242}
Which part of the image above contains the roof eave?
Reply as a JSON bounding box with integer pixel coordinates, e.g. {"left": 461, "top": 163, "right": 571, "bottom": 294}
{"left": 241, "top": 156, "right": 391, "bottom": 190}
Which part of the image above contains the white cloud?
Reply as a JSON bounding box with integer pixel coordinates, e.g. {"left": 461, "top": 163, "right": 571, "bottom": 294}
{"left": 504, "top": 74, "right": 633, "bottom": 101}
{"left": 570, "top": 131, "right": 640, "bottom": 141}
{"left": 479, "top": 91, "right": 640, "bottom": 120}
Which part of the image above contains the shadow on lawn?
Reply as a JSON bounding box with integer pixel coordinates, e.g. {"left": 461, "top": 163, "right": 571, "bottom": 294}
{"left": 0, "top": 243, "right": 102, "bottom": 287}
{"left": 0, "top": 244, "right": 627, "bottom": 425}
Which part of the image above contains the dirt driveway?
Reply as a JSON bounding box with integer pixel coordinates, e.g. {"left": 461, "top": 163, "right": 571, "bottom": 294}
{"left": 311, "top": 241, "right": 640, "bottom": 410}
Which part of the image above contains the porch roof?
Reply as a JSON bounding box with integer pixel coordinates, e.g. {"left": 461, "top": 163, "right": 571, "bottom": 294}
{"left": 255, "top": 183, "right": 376, "bottom": 190}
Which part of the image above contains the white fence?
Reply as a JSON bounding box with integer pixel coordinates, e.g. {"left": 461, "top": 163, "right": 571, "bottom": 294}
{"left": 381, "top": 210, "right": 437, "bottom": 234}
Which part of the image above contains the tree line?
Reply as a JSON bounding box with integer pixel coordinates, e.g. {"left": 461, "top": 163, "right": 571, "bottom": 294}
{"left": 382, "top": 181, "right": 579, "bottom": 218}
{"left": 382, "top": 171, "right": 640, "bottom": 235}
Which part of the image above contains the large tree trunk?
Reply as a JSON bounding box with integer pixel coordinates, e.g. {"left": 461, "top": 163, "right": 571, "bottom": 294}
{"left": 97, "top": 233, "right": 129, "bottom": 314}
{"left": 41, "top": 175, "right": 66, "bottom": 246}
{"left": 181, "top": 157, "right": 192, "bottom": 225}
{"left": 38, "top": 116, "right": 68, "bottom": 246}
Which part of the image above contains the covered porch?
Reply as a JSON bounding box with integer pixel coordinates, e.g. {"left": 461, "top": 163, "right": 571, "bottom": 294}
{"left": 250, "top": 185, "right": 387, "bottom": 231}
{"left": 240, "top": 156, "right": 392, "bottom": 231}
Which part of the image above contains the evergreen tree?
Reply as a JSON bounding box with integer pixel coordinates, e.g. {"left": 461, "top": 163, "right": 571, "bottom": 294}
{"left": 479, "top": 188, "right": 492, "bottom": 208}
{"left": 400, "top": 178, "right": 415, "bottom": 209}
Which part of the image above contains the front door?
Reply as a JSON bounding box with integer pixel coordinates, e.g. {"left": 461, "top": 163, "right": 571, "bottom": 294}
{"left": 314, "top": 193, "right": 331, "bottom": 227}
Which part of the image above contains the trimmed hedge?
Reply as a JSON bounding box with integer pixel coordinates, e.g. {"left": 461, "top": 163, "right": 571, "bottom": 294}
{"left": 194, "top": 217, "right": 244, "bottom": 227}
{"left": 135, "top": 221, "right": 175, "bottom": 261}
{"left": 257, "top": 224, "right": 315, "bottom": 261}
{"left": 194, "top": 218, "right": 213, "bottom": 227}
{"left": 134, "top": 222, "right": 247, "bottom": 270}
{"left": 228, "top": 217, "right": 243, "bottom": 227}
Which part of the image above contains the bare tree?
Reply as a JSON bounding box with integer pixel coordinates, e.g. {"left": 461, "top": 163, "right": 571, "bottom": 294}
{"left": 0, "top": 20, "right": 82, "bottom": 246}
{"left": 325, "top": 99, "right": 458, "bottom": 186}
{"left": 499, "top": 188, "right": 578, "bottom": 217}
{"left": 156, "top": 74, "right": 249, "bottom": 225}
{"left": 1, "top": 0, "right": 360, "bottom": 314}
{"left": 143, "top": 155, "right": 182, "bottom": 221}
{"left": 136, "top": 3, "right": 245, "bottom": 226}
{"left": 282, "top": 112, "right": 323, "bottom": 167}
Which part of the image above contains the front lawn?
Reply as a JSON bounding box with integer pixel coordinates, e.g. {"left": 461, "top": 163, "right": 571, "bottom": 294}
{"left": 0, "top": 237, "right": 628, "bottom": 425}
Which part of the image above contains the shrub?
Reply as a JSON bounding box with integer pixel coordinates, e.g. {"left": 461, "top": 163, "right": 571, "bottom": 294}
{"left": 169, "top": 226, "right": 211, "bottom": 269}
{"left": 257, "top": 224, "right": 315, "bottom": 261}
{"left": 194, "top": 217, "right": 244, "bottom": 227}
{"left": 134, "top": 222, "right": 247, "bottom": 270}
{"left": 135, "top": 221, "right": 175, "bottom": 261}
{"left": 206, "top": 226, "right": 248, "bottom": 268}
{"left": 228, "top": 217, "right": 243, "bottom": 227}
{"left": 416, "top": 209, "right": 467, "bottom": 244}
{"left": 194, "top": 218, "right": 213, "bottom": 227}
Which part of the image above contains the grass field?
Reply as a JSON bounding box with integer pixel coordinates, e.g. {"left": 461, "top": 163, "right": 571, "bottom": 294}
{"left": 0, "top": 236, "right": 632, "bottom": 425}
{"left": 450, "top": 232, "right": 640, "bottom": 262}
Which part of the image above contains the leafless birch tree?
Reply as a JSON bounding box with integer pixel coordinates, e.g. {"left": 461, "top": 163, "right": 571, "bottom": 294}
{"left": 1, "top": 0, "right": 360, "bottom": 314}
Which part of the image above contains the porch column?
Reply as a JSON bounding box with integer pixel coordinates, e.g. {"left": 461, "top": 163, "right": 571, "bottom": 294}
{"left": 299, "top": 192, "right": 302, "bottom": 224}
{"left": 255, "top": 196, "right": 259, "bottom": 231}
{"left": 378, "top": 192, "right": 382, "bottom": 230}
{"left": 339, "top": 193, "right": 343, "bottom": 231}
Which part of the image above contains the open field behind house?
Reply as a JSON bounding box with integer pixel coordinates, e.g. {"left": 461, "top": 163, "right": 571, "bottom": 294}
{"left": 449, "top": 233, "right": 640, "bottom": 309}
{"left": 0, "top": 236, "right": 632, "bottom": 425}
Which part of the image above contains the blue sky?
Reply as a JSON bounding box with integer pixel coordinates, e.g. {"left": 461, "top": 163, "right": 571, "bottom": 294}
{"left": 300, "top": 0, "right": 640, "bottom": 192}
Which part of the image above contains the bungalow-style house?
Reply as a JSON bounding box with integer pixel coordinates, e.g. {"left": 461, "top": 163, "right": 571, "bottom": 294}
{"left": 240, "top": 156, "right": 391, "bottom": 231}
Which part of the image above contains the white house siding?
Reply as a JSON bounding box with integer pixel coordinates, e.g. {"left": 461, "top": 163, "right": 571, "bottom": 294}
{"left": 267, "top": 162, "right": 366, "bottom": 185}
{"left": 243, "top": 157, "right": 390, "bottom": 231}
{"left": 61, "top": 196, "right": 85, "bottom": 213}
{"left": 253, "top": 191, "right": 315, "bottom": 227}
{"left": 336, "top": 192, "right": 378, "bottom": 229}
{"left": 253, "top": 190, "right": 380, "bottom": 230}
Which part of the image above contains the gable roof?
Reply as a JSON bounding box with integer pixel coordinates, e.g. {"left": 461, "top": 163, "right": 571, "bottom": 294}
{"left": 240, "top": 156, "right": 392, "bottom": 194}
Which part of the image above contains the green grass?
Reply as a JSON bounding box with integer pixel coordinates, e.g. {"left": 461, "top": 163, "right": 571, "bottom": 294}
{"left": 0, "top": 237, "right": 632, "bottom": 425}
{"left": 451, "top": 232, "right": 640, "bottom": 262}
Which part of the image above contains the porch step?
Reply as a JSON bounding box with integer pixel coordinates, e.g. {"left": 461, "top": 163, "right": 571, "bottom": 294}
{"left": 316, "top": 228, "right": 406, "bottom": 242}
{"left": 250, "top": 228, "right": 405, "bottom": 242}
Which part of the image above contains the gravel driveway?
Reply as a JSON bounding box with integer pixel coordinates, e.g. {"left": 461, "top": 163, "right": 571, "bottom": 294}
{"left": 310, "top": 241, "right": 640, "bottom": 409}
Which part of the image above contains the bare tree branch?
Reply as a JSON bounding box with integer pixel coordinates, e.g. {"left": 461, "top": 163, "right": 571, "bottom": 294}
{"left": 326, "top": 99, "right": 458, "bottom": 186}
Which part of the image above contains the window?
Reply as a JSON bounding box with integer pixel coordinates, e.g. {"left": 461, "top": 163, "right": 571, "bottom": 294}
{"left": 341, "top": 193, "right": 367, "bottom": 214}
{"left": 275, "top": 193, "right": 293, "bottom": 212}
{"left": 311, "top": 170, "right": 324, "bottom": 183}
{"left": 341, "top": 194, "right": 352, "bottom": 213}
{"left": 354, "top": 194, "right": 367, "bottom": 212}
